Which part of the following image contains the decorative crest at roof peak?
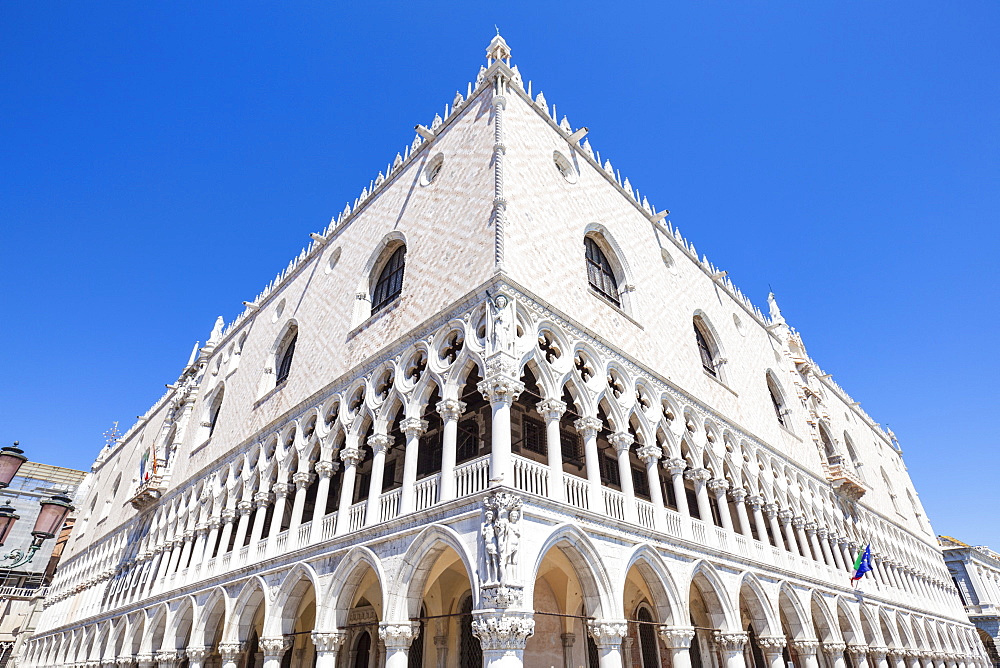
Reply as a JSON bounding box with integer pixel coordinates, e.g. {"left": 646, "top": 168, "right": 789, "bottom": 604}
{"left": 486, "top": 32, "right": 511, "bottom": 65}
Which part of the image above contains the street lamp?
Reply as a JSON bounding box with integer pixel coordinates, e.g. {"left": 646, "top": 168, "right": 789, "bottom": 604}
{"left": 0, "top": 442, "right": 75, "bottom": 569}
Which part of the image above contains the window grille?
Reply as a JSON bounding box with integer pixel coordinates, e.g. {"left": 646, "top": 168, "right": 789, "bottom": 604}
{"left": 637, "top": 608, "right": 660, "bottom": 668}
{"left": 694, "top": 323, "right": 717, "bottom": 377}
{"left": 600, "top": 454, "right": 620, "bottom": 487}
{"left": 276, "top": 334, "right": 297, "bottom": 385}
{"left": 522, "top": 417, "right": 546, "bottom": 455}
{"left": 456, "top": 419, "right": 480, "bottom": 463}
{"left": 459, "top": 597, "right": 483, "bottom": 668}
{"left": 561, "top": 430, "right": 582, "bottom": 462}
{"left": 372, "top": 246, "right": 406, "bottom": 314}
{"left": 632, "top": 466, "right": 650, "bottom": 498}
{"left": 585, "top": 237, "right": 620, "bottom": 306}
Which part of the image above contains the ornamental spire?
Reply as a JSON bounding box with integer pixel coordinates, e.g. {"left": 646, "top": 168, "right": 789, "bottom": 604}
{"left": 486, "top": 32, "right": 511, "bottom": 65}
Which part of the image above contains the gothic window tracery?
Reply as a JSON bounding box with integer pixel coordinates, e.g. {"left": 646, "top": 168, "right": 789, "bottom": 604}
{"left": 766, "top": 374, "right": 787, "bottom": 427}
{"left": 694, "top": 318, "right": 720, "bottom": 378}
{"left": 584, "top": 236, "right": 620, "bottom": 306}
{"left": 372, "top": 245, "right": 406, "bottom": 314}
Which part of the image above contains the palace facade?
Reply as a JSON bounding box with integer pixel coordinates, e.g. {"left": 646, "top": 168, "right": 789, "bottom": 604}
{"left": 18, "top": 35, "right": 985, "bottom": 668}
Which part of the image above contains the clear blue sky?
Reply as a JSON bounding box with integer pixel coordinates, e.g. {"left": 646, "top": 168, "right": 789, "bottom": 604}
{"left": 2, "top": 3, "right": 997, "bottom": 547}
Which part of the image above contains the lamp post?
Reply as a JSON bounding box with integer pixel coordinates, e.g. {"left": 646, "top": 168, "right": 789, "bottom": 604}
{"left": 0, "top": 442, "right": 75, "bottom": 569}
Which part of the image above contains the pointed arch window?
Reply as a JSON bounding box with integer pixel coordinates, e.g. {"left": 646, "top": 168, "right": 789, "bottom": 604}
{"left": 585, "top": 237, "right": 620, "bottom": 306}
{"left": 276, "top": 331, "right": 297, "bottom": 386}
{"left": 208, "top": 387, "right": 225, "bottom": 437}
{"left": 767, "top": 375, "right": 786, "bottom": 427}
{"left": 694, "top": 320, "right": 718, "bottom": 377}
{"left": 372, "top": 246, "right": 406, "bottom": 314}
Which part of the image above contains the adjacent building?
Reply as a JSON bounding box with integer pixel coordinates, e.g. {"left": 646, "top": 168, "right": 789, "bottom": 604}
{"left": 940, "top": 536, "right": 1000, "bottom": 667}
{"left": 18, "top": 35, "right": 986, "bottom": 668}
{"left": 0, "top": 461, "right": 87, "bottom": 667}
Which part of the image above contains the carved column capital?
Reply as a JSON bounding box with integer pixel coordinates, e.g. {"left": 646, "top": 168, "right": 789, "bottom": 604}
{"left": 312, "top": 631, "right": 348, "bottom": 652}
{"left": 715, "top": 632, "right": 748, "bottom": 652}
{"left": 436, "top": 399, "right": 467, "bottom": 422}
{"left": 471, "top": 612, "right": 535, "bottom": 651}
{"left": 253, "top": 491, "right": 273, "bottom": 508}
{"left": 757, "top": 636, "right": 788, "bottom": 652}
{"left": 134, "top": 655, "right": 155, "bottom": 668}
{"left": 379, "top": 622, "right": 420, "bottom": 649}
{"left": 664, "top": 458, "right": 687, "bottom": 476}
{"left": 340, "top": 445, "right": 361, "bottom": 466}
{"left": 609, "top": 432, "right": 634, "bottom": 454}
{"left": 184, "top": 648, "right": 209, "bottom": 663}
{"left": 763, "top": 502, "right": 779, "bottom": 518}
{"left": 791, "top": 515, "right": 807, "bottom": 530}
{"left": 587, "top": 620, "right": 628, "bottom": 648}
{"left": 272, "top": 482, "right": 292, "bottom": 499}
{"left": 777, "top": 509, "right": 795, "bottom": 524}
{"left": 637, "top": 444, "right": 663, "bottom": 463}
{"left": 823, "top": 642, "right": 847, "bottom": 656}
{"left": 729, "top": 486, "right": 748, "bottom": 503}
{"left": 292, "top": 471, "right": 313, "bottom": 489}
{"left": 153, "top": 651, "right": 180, "bottom": 667}
{"left": 573, "top": 416, "right": 603, "bottom": 438}
{"left": 707, "top": 478, "right": 730, "bottom": 496}
{"left": 684, "top": 467, "right": 711, "bottom": 483}
{"left": 313, "top": 461, "right": 335, "bottom": 478}
{"left": 747, "top": 494, "right": 764, "bottom": 510}
{"left": 792, "top": 640, "right": 821, "bottom": 656}
{"left": 478, "top": 376, "right": 524, "bottom": 407}
{"left": 847, "top": 644, "right": 869, "bottom": 659}
{"left": 658, "top": 626, "right": 696, "bottom": 649}
{"left": 258, "top": 637, "right": 292, "bottom": 658}
{"left": 400, "top": 417, "right": 429, "bottom": 438}
{"left": 217, "top": 643, "right": 243, "bottom": 662}
{"left": 869, "top": 647, "right": 890, "bottom": 660}
{"left": 367, "top": 433, "right": 393, "bottom": 456}
{"left": 236, "top": 500, "right": 253, "bottom": 516}
{"left": 535, "top": 399, "right": 567, "bottom": 423}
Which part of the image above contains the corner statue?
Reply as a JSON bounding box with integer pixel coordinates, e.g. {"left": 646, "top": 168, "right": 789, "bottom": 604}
{"left": 485, "top": 292, "right": 516, "bottom": 357}
{"left": 481, "top": 492, "right": 523, "bottom": 585}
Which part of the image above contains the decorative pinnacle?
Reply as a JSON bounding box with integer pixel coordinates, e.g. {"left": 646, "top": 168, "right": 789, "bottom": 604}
{"left": 486, "top": 33, "right": 511, "bottom": 63}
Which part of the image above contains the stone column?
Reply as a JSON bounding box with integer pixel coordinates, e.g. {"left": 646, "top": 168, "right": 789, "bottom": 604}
{"left": 365, "top": 433, "right": 393, "bottom": 526}
{"left": 685, "top": 468, "right": 713, "bottom": 522}
{"left": 659, "top": 627, "right": 696, "bottom": 668}
{"left": 478, "top": 375, "right": 525, "bottom": 488}
{"left": 823, "top": 642, "right": 848, "bottom": 668}
{"left": 185, "top": 648, "right": 209, "bottom": 668}
{"left": 708, "top": 479, "right": 733, "bottom": 530}
{"left": 792, "top": 640, "right": 822, "bottom": 668}
{"left": 154, "top": 650, "right": 181, "bottom": 668}
{"left": 843, "top": 542, "right": 858, "bottom": 574}
{"left": 666, "top": 459, "right": 690, "bottom": 517}
{"left": 817, "top": 529, "right": 836, "bottom": 568}
{"left": 335, "top": 437, "right": 362, "bottom": 536}
{"left": 288, "top": 471, "right": 313, "bottom": 530}
{"left": 748, "top": 495, "right": 768, "bottom": 543}
{"left": 793, "top": 517, "right": 812, "bottom": 559}
{"left": 778, "top": 511, "right": 800, "bottom": 555}
{"left": 758, "top": 636, "right": 788, "bottom": 668}
{"left": 135, "top": 655, "right": 156, "bottom": 668}
{"left": 472, "top": 612, "right": 535, "bottom": 668}
{"left": 638, "top": 444, "right": 666, "bottom": 531}
{"left": 398, "top": 417, "right": 428, "bottom": 514}
{"left": 380, "top": 623, "right": 419, "bottom": 668}
{"left": 437, "top": 399, "right": 466, "bottom": 502}
{"left": 765, "top": 504, "right": 784, "bottom": 549}
{"left": 189, "top": 526, "right": 209, "bottom": 572}
{"left": 610, "top": 432, "right": 639, "bottom": 523}
{"left": 806, "top": 523, "right": 825, "bottom": 564}
{"left": 218, "top": 643, "right": 243, "bottom": 668}
{"left": 716, "top": 632, "right": 749, "bottom": 668}
{"left": 869, "top": 647, "right": 891, "bottom": 668}
{"left": 203, "top": 518, "right": 222, "bottom": 561}
{"left": 575, "top": 417, "right": 604, "bottom": 512}
{"left": 588, "top": 620, "right": 629, "bottom": 668}
{"left": 231, "top": 501, "right": 252, "bottom": 554}
{"left": 312, "top": 631, "right": 347, "bottom": 668}
{"left": 848, "top": 644, "right": 869, "bottom": 668}
{"left": 560, "top": 633, "right": 576, "bottom": 668}
{"left": 267, "top": 482, "right": 291, "bottom": 541}
{"left": 434, "top": 634, "right": 449, "bottom": 668}
{"left": 310, "top": 461, "right": 335, "bottom": 541}
{"left": 536, "top": 399, "right": 567, "bottom": 502}
{"left": 249, "top": 491, "right": 273, "bottom": 547}
{"left": 259, "top": 637, "right": 291, "bottom": 668}
{"left": 729, "top": 487, "right": 751, "bottom": 536}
